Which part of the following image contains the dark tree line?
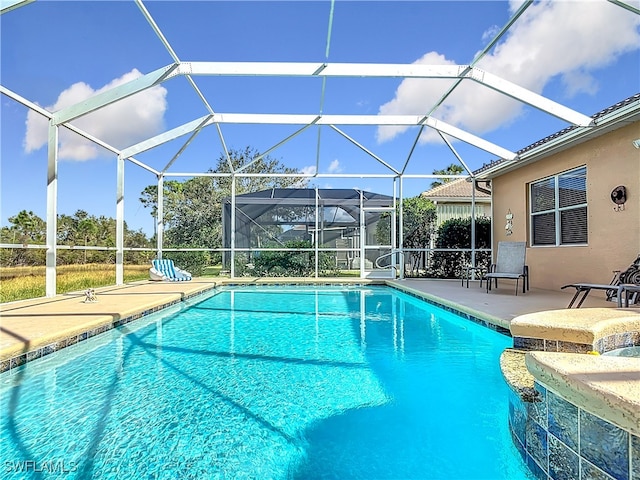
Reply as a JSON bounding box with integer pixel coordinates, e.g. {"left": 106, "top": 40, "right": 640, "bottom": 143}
{"left": 2, "top": 150, "right": 478, "bottom": 273}
{"left": 1, "top": 147, "right": 301, "bottom": 269}
{"left": 0, "top": 209, "right": 153, "bottom": 267}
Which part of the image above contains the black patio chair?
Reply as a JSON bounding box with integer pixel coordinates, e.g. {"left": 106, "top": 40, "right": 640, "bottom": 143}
{"left": 561, "top": 254, "right": 640, "bottom": 308}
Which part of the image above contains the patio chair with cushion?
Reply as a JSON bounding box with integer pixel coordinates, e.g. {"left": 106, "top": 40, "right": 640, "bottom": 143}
{"left": 561, "top": 254, "right": 640, "bottom": 308}
{"left": 150, "top": 259, "right": 192, "bottom": 282}
{"left": 484, "top": 241, "right": 529, "bottom": 295}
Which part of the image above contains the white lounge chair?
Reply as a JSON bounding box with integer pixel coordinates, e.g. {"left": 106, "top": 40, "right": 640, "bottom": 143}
{"left": 150, "top": 259, "right": 192, "bottom": 282}
{"left": 484, "top": 241, "right": 528, "bottom": 295}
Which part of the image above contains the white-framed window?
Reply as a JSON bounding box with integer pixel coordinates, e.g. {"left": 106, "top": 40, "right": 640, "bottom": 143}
{"left": 529, "top": 166, "right": 587, "bottom": 246}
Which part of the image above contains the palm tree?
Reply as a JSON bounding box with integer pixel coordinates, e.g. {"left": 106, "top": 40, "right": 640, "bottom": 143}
{"left": 430, "top": 163, "right": 465, "bottom": 189}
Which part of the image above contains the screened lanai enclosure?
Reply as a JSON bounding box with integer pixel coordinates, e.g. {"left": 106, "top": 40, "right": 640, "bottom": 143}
{"left": 2, "top": 0, "right": 638, "bottom": 296}
{"left": 223, "top": 188, "right": 397, "bottom": 277}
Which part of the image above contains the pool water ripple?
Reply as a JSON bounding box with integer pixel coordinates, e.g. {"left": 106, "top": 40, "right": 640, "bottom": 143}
{"left": 1, "top": 285, "right": 533, "bottom": 479}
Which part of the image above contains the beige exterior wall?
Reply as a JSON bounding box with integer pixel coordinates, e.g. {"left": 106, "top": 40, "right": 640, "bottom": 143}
{"left": 491, "top": 122, "right": 640, "bottom": 291}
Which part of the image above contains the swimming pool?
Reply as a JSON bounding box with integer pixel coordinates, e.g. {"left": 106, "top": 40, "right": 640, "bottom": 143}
{"left": 1, "top": 285, "right": 533, "bottom": 479}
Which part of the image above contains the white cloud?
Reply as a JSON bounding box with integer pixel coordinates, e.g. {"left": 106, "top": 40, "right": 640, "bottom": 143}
{"left": 376, "top": 51, "right": 456, "bottom": 143}
{"left": 300, "top": 165, "right": 317, "bottom": 176}
{"left": 482, "top": 24, "right": 501, "bottom": 44}
{"left": 24, "top": 69, "right": 168, "bottom": 161}
{"left": 376, "top": 1, "right": 640, "bottom": 143}
{"left": 327, "top": 158, "right": 342, "bottom": 173}
{"left": 292, "top": 165, "right": 316, "bottom": 187}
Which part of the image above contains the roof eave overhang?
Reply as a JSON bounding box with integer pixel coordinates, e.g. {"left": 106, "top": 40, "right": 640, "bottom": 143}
{"left": 475, "top": 98, "right": 640, "bottom": 180}
{"left": 424, "top": 196, "right": 491, "bottom": 203}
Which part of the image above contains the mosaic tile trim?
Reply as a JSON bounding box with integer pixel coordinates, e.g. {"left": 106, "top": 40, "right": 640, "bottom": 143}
{"left": 514, "top": 331, "right": 640, "bottom": 354}
{"left": 0, "top": 286, "right": 218, "bottom": 375}
{"left": 594, "top": 331, "right": 640, "bottom": 354}
{"left": 509, "top": 382, "right": 639, "bottom": 480}
{"left": 388, "top": 284, "right": 512, "bottom": 336}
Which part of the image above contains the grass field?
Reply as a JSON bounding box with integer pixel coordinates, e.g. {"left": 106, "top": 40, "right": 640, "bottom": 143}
{"left": 0, "top": 264, "right": 152, "bottom": 303}
{"left": 1, "top": 264, "right": 361, "bottom": 303}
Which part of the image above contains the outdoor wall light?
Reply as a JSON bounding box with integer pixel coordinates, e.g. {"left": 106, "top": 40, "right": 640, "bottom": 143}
{"left": 611, "top": 185, "right": 627, "bottom": 212}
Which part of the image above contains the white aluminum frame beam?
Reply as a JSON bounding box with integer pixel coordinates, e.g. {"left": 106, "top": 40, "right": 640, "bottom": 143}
{"left": 116, "top": 155, "right": 125, "bottom": 284}
{"left": 1, "top": 85, "right": 156, "bottom": 174}
{"left": 161, "top": 116, "right": 212, "bottom": 173}
{"left": 423, "top": 0, "right": 534, "bottom": 120}
{"left": 136, "top": 0, "right": 216, "bottom": 117}
{"left": 121, "top": 113, "right": 517, "bottom": 161}
{"left": 329, "top": 125, "right": 400, "bottom": 174}
{"left": 0, "top": 0, "right": 34, "bottom": 14}
{"left": 467, "top": 69, "right": 593, "bottom": 126}
{"left": 179, "top": 62, "right": 592, "bottom": 126}
{"left": 421, "top": 117, "right": 517, "bottom": 160}
{"left": 55, "top": 61, "right": 592, "bottom": 133}
{"left": 607, "top": 0, "right": 640, "bottom": 15}
{"left": 179, "top": 61, "right": 465, "bottom": 78}
{"left": 53, "top": 64, "right": 179, "bottom": 125}
{"left": 236, "top": 121, "right": 319, "bottom": 173}
{"left": 120, "top": 115, "right": 212, "bottom": 158}
{"left": 45, "top": 122, "right": 59, "bottom": 297}
{"left": 437, "top": 131, "right": 473, "bottom": 176}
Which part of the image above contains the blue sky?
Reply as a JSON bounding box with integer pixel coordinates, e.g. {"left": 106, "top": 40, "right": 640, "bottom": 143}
{"left": 1, "top": 0, "right": 639, "bottom": 235}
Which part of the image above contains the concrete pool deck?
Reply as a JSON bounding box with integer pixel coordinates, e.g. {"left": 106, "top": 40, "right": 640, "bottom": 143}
{"left": 1, "top": 277, "right": 638, "bottom": 437}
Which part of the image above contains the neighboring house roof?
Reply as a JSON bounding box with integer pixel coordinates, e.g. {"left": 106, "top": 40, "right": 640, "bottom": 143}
{"left": 421, "top": 178, "right": 491, "bottom": 202}
{"left": 474, "top": 93, "right": 640, "bottom": 179}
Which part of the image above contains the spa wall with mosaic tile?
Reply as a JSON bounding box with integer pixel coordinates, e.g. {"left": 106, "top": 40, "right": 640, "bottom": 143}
{"left": 513, "top": 331, "right": 640, "bottom": 354}
{"left": 509, "top": 382, "right": 639, "bottom": 480}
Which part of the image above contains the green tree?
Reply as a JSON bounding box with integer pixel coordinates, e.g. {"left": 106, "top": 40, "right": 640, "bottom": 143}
{"left": 401, "top": 196, "right": 437, "bottom": 275}
{"left": 57, "top": 214, "right": 76, "bottom": 245}
{"left": 401, "top": 196, "right": 437, "bottom": 240}
{"left": 5, "top": 210, "right": 46, "bottom": 266}
{"left": 8, "top": 210, "right": 45, "bottom": 244}
{"left": 141, "top": 147, "right": 307, "bottom": 265}
{"left": 139, "top": 180, "right": 184, "bottom": 227}
{"left": 211, "top": 146, "right": 304, "bottom": 193}
{"left": 429, "top": 163, "right": 465, "bottom": 189}
{"left": 373, "top": 196, "right": 437, "bottom": 244}
{"left": 57, "top": 211, "right": 117, "bottom": 264}
{"left": 77, "top": 217, "right": 98, "bottom": 264}
{"left": 1, "top": 209, "right": 152, "bottom": 267}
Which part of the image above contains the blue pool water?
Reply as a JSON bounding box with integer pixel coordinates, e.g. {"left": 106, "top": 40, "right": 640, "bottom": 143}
{"left": 603, "top": 345, "right": 640, "bottom": 357}
{"left": 1, "top": 285, "right": 533, "bottom": 479}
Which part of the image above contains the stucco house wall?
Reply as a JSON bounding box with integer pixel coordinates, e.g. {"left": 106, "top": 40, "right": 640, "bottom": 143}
{"left": 489, "top": 121, "right": 639, "bottom": 291}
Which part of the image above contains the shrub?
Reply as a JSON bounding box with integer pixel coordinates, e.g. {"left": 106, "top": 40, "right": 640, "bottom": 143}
{"left": 252, "top": 240, "right": 337, "bottom": 277}
{"left": 429, "top": 217, "right": 491, "bottom": 279}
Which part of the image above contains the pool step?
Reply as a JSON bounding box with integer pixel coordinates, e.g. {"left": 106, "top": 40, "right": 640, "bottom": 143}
{"left": 363, "top": 269, "right": 396, "bottom": 279}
